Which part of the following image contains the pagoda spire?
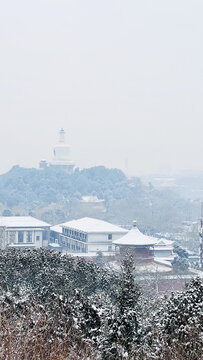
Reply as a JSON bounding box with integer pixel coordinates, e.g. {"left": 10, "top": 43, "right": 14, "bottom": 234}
{"left": 59, "top": 128, "right": 65, "bottom": 143}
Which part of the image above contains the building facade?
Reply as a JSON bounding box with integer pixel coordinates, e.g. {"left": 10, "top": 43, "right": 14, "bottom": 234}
{"left": 50, "top": 217, "right": 128, "bottom": 253}
{"left": 0, "top": 216, "right": 51, "bottom": 249}
{"left": 154, "top": 239, "right": 174, "bottom": 260}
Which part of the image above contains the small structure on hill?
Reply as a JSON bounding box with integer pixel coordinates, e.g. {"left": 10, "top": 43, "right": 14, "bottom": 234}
{"left": 113, "top": 221, "right": 157, "bottom": 263}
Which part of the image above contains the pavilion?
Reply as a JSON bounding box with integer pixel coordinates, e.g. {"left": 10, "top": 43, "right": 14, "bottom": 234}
{"left": 113, "top": 220, "right": 157, "bottom": 263}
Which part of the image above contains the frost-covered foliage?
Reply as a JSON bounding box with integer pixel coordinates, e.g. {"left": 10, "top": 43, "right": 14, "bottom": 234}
{"left": 172, "top": 255, "right": 189, "bottom": 273}
{"left": 136, "top": 277, "right": 203, "bottom": 360}
{"left": 172, "top": 244, "right": 190, "bottom": 273}
{"left": 0, "top": 248, "right": 202, "bottom": 360}
{"left": 100, "top": 253, "right": 141, "bottom": 359}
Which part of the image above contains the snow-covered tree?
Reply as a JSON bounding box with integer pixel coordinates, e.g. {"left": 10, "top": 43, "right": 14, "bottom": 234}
{"left": 101, "top": 252, "right": 141, "bottom": 359}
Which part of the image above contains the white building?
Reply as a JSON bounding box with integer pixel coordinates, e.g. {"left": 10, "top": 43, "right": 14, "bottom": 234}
{"left": 50, "top": 217, "right": 128, "bottom": 253}
{"left": 154, "top": 238, "right": 174, "bottom": 260}
{"left": 49, "top": 128, "right": 75, "bottom": 172}
{"left": 0, "top": 216, "right": 51, "bottom": 249}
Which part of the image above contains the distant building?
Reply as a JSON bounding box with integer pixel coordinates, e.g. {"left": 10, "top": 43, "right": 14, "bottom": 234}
{"left": 154, "top": 238, "right": 174, "bottom": 260}
{"left": 50, "top": 217, "right": 127, "bottom": 253}
{"left": 79, "top": 196, "right": 106, "bottom": 216}
{"left": 49, "top": 128, "right": 75, "bottom": 172}
{"left": 39, "top": 159, "right": 48, "bottom": 169}
{"left": 113, "top": 221, "right": 157, "bottom": 263}
{"left": 0, "top": 216, "right": 51, "bottom": 249}
{"left": 81, "top": 196, "right": 104, "bottom": 204}
{"left": 0, "top": 226, "right": 6, "bottom": 249}
{"left": 39, "top": 128, "right": 75, "bottom": 172}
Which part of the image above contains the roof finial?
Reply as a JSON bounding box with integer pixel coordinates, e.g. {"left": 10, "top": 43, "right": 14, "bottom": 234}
{"left": 59, "top": 128, "right": 65, "bottom": 143}
{"left": 132, "top": 220, "right": 137, "bottom": 228}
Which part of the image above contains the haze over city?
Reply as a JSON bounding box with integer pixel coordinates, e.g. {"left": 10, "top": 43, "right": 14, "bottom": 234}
{"left": 0, "top": 0, "right": 203, "bottom": 176}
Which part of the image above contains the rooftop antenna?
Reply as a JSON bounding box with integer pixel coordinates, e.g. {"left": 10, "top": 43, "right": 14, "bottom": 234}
{"left": 199, "top": 201, "right": 203, "bottom": 269}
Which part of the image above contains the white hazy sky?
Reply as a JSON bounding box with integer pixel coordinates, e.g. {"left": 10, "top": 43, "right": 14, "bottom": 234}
{"left": 0, "top": 0, "right": 203, "bottom": 176}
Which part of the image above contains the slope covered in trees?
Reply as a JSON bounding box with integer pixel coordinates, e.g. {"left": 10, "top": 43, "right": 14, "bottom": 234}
{"left": 0, "top": 249, "right": 202, "bottom": 359}
{"left": 0, "top": 165, "right": 198, "bottom": 232}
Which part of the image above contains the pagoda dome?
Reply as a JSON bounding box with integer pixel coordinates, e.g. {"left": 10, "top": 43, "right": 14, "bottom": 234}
{"left": 51, "top": 128, "right": 74, "bottom": 167}
{"left": 113, "top": 221, "right": 157, "bottom": 247}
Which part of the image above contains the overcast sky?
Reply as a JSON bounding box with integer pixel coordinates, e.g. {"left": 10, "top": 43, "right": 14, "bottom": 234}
{"left": 0, "top": 0, "right": 203, "bottom": 176}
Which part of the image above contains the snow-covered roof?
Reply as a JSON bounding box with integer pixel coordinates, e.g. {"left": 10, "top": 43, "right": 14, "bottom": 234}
{"left": 156, "top": 238, "right": 174, "bottom": 246}
{"left": 8, "top": 243, "right": 36, "bottom": 247}
{"left": 49, "top": 243, "right": 61, "bottom": 248}
{"left": 0, "top": 216, "right": 50, "bottom": 228}
{"left": 50, "top": 224, "right": 63, "bottom": 233}
{"left": 154, "top": 246, "right": 173, "bottom": 251}
{"left": 69, "top": 252, "right": 115, "bottom": 257}
{"left": 61, "top": 217, "right": 128, "bottom": 234}
{"left": 113, "top": 221, "right": 157, "bottom": 246}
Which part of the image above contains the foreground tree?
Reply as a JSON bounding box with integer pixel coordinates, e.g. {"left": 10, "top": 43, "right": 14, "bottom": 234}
{"left": 101, "top": 252, "right": 141, "bottom": 359}
{"left": 0, "top": 249, "right": 202, "bottom": 359}
{"left": 138, "top": 277, "right": 203, "bottom": 360}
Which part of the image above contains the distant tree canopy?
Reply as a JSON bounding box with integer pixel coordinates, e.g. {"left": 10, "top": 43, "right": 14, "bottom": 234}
{"left": 0, "top": 165, "right": 126, "bottom": 208}
{"left": 0, "top": 165, "right": 198, "bottom": 232}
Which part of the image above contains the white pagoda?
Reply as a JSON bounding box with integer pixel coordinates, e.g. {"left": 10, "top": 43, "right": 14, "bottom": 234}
{"left": 50, "top": 128, "right": 75, "bottom": 172}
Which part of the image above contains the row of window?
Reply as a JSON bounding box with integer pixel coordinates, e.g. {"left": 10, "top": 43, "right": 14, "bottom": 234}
{"left": 17, "top": 231, "right": 41, "bottom": 243}
{"left": 62, "top": 228, "right": 88, "bottom": 242}
{"left": 8, "top": 231, "right": 41, "bottom": 244}
{"left": 62, "top": 228, "right": 113, "bottom": 242}
{"left": 54, "top": 235, "right": 113, "bottom": 253}
{"left": 58, "top": 236, "right": 87, "bottom": 253}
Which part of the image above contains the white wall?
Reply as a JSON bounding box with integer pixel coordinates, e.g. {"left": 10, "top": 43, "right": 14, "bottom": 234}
{"left": 6, "top": 228, "right": 46, "bottom": 248}
{"left": 87, "top": 232, "right": 127, "bottom": 252}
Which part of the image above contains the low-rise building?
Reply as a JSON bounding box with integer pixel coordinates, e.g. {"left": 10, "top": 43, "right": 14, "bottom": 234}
{"left": 0, "top": 216, "right": 51, "bottom": 249}
{"left": 50, "top": 217, "right": 128, "bottom": 253}
{"left": 154, "top": 238, "right": 174, "bottom": 260}
{"left": 113, "top": 220, "right": 157, "bottom": 263}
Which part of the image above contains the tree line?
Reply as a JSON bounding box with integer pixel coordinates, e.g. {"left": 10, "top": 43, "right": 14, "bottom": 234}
{"left": 0, "top": 248, "right": 202, "bottom": 359}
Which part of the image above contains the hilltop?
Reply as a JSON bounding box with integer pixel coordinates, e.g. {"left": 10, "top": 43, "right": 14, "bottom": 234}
{"left": 0, "top": 165, "right": 198, "bottom": 235}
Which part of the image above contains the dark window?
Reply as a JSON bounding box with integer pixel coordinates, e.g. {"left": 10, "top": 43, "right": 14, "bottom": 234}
{"left": 108, "top": 234, "right": 112, "bottom": 240}
{"left": 27, "top": 231, "right": 32, "bottom": 243}
{"left": 36, "top": 236, "right": 40, "bottom": 241}
{"left": 18, "top": 231, "right": 24, "bottom": 243}
{"left": 43, "top": 231, "right": 48, "bottom": 240}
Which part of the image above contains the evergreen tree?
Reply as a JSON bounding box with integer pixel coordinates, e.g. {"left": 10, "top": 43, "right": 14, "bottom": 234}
{"left": 173, "top": 244, "right": 189, "bottom": 258}
{"left": 101, "top": 252, "right": 141, "bottom": 359}
{"left": 172, "top": 255, "right": 189, "bottom": 272}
